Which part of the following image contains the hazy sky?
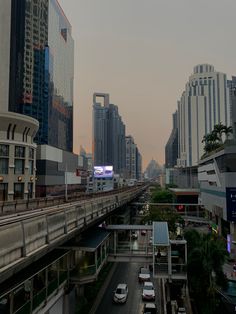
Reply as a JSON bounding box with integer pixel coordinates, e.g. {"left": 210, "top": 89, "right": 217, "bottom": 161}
{"left": 59, "top": 0, "right": 236, "bottom": 168}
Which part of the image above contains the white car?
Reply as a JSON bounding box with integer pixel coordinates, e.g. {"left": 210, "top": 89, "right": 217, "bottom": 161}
{"left": 177, "top": 308, "right": 186, "bottom": 314}
{"left": 142, "top": 281, "right": 155, "bottom": 300}
{"left": 143, "top": 303, "right": 157, "bottom": 314}
{"left": 113, "top": 283, "right": 128, "bottom": 303}
{"left": 138, "top": 267, "right": 151, "bottom": 282}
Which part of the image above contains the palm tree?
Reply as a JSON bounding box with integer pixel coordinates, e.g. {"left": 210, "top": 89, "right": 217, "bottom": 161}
{"left": 223, "top": 125, "right": 233, "bottom": 140}
{"left": 202, "top": 132, "right": 221, "bottom": 153}
{"left": 213, "top": 123, "right": 225, "bottom": 143}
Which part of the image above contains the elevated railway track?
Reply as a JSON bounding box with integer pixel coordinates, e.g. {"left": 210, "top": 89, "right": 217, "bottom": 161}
{"left": 0, "top": 185, "right": 146, "bottom": 284}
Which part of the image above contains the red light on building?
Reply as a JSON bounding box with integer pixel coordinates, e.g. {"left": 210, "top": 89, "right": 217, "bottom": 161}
{"left": 176, "top": 205, "right": 184, "bottom": 212}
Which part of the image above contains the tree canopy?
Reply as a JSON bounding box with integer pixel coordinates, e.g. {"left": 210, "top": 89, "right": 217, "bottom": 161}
{"left": 151, "top": 189, "right": 174, "bottom": 203}
{"left": 184, "top": 229, "right": 228, "bottom": 313}
{"left": 202, "top": 123, "right": 233, "bottom": 157}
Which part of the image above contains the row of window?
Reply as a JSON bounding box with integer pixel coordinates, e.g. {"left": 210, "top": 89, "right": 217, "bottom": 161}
{"left": 0, "top": 159, "right": 34, "bottom": 175}
{"left": 0, "top": 145, "right": 34, "bottom": 159}
{"left": 0, "top": 183, "right": 33, "bottom": 201}
{"left": 0, "top": 145, "right": 35, "bottom": 175}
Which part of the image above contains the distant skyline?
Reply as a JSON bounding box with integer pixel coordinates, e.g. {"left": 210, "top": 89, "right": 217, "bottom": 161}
{"left": 59, "top": 0, "right": 236, "bottom": 167}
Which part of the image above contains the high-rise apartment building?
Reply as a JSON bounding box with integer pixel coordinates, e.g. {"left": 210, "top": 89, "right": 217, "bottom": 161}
{"left": 93, "top": 93, "right": 126, "bottom": 175}
{"left": 0, "top": 0, "right": 39, "bottom": 201}
{"left": 3, "top": 0, "right": 74, "bottom": 152}
{"left": 228, "top": 76, "right": 236, "bottom": 139}
{"left": 165, "top": 111, "right": 178, "bottom": 168}
{"left": 177, "top": 64, "right": 231, "bottom": 167}
{"left": 125, "top": 135, "right": 137, "bottom": 179}
{"left": 0, "top": 0, "right": 79, "bottom": 198}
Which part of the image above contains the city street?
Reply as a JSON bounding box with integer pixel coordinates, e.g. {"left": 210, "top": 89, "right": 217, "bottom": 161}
{"left": 95, "top": 262, "right": 160, "bottom": 314}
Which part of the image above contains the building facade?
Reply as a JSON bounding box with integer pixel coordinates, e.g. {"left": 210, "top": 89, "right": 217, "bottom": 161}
{"left": 198, "top": 146, "right": 236, "bottom": 247}
{"left": 0, "top": 0, "right": 39, "bottom": 201}
{"left": 47, "top": 0, "right": 74, "bottom": 151}
{"left": 36, "top": 145, "right": 83, "bottom": 197}
{"left": 0, "top": 112, "right": 39, "bottom": 201}
{"left": 136, "top": 147, "right": 142, "bottom": 180}
{"left": 165, "top": 111, "right": 178, "bottom": 168}
{"left": 93, "top": 93, "right": 126, "bottom": 175}
{"left": 125, "top": 135, "right": 137, "bottom": 179}
{"left": 0, "top": 0, "right": 77, "bottom": 198}
{"left": 177, "top": 64, "right": 231, "bottom": 167}
{"left": 228, "top": 76, "right": 236, "bottom": 138}
{"left": 5, "top": 0, "right": 74, "bottom": 152}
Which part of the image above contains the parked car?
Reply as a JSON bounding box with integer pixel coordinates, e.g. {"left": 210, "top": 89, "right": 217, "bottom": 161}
{"left": 113, "top": 283, "right": 128, "bottom": 303}
{"left": 143, "top": 303, "right": 157, "bottom": 314}
{"left": 142, "top": 281, "right": 155, "bottom": 300}
{"left": 177, "top": 307, "right": 186, "bottom": 314}
{"left": 138, "top": 267, "right": 151, "bottom": 282}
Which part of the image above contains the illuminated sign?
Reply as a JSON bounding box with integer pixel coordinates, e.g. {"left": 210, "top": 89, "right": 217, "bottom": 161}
{"left": 94, "top": 166, "right": 113, "bottom": 178}
{"left": 76, "top": 169, "right": 88, "bottom": 177}
{"left": 227, "top": 234, "right": 232, "bottom": 254}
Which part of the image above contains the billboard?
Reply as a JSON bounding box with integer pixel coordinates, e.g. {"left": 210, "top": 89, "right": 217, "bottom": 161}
{"left": 76, "top": 169, "right": 88, "bottom": 177}
{"left": 94, "top": 166, "right": 113, "bottom": 178}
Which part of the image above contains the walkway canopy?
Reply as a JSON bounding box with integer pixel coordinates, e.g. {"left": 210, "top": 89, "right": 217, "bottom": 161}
{"left": 153, "top": 221, "right": 169, "bottom": 246}
{"left": 77, "top": 228, "right": 110, "bottom": 252}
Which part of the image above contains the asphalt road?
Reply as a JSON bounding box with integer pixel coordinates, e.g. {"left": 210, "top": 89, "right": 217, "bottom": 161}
{"left": 95, "top": 262, "right": 159, "bottom": 314}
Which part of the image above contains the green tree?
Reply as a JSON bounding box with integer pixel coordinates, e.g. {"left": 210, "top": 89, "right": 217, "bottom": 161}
{"left": 213, "top": 123, "right": 225, "bottom": 143}
{"left": 143, "top": 205, "right": 183, "bottom": 233}
{"left": 201, "top": 123, "right": 233, "bottom": 157}
{"left": 151, "top": 189, "right": 174, "bottom": 203}
{"left": 184, "top": 230, "right": 228, "bottom": 313}
{"left": 202, "top": 131, "right": 221, "bottom": 154}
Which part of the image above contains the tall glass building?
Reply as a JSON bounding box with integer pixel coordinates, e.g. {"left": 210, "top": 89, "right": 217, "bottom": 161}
{"left": 93, "top": 93, "right": 126, "bottom": 175}
{"left": 6, "top": 0, "right": 74, "bottom": 152}
{"left": 47, "top": 0, "right": 74, "bottom": 151}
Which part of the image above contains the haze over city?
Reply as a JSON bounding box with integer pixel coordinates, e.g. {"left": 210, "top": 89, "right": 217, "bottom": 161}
{"left": 2, "top": 0, "right": 236, "bottom": 313}
{"left": 60, "top": 0, "right": 236, "bottom": 167}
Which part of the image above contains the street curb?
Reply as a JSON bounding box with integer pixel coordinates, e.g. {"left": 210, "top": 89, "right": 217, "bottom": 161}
{"left": 89, "top": 263, "right": 118, "bottom": 314}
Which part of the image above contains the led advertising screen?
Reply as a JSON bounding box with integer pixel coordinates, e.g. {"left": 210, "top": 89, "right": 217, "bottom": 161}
{"left": 94, "top": 166, "right": 113, "bottom": 178}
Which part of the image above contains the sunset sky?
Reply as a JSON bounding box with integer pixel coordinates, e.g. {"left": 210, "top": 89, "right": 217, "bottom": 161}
{"left": 59, "top": 0, "right": 236, "bottom": 168}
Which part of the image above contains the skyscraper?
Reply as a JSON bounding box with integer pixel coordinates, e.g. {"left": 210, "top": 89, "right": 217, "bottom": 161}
{"left": 0, "top": 0, "right": 79, "bottom": 197}
{"left": 136, "top": 147, "right": 142, "bottom": 180}
{"left": 165, "top": 111, "right": 178, "bottom": 168}
{"left": 177, "top": 64, "right": 231, "bottom": 167}
{"left": 93, "top": 93, "right": 126, "bottom": 175}
{"left": 2, "top": 0, "right": 74, "bottom": 152}
{"left": 125, "top": 135, "right": 137, "bottom": 179}
{"left": 0, "top": 0, "right": 39, "bottom": 201}
{"left": 228, "top": 76, "right": 236, "bottom": 139}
